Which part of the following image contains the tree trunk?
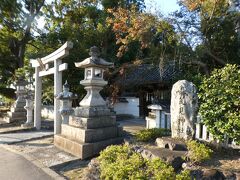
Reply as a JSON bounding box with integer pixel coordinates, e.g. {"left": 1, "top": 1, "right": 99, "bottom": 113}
{"left": 18, "top": 43, "right": 26, "bottom": 68}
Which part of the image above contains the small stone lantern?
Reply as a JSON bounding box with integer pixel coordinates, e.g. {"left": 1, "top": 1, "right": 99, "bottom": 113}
{"left": 56, "top": 81, "right": 77, "bottom": 124}
{"left": 75, "top": 46, "right": 113, "bottom": 107}
{"left": 3, "top": 77, "right": 28, "bottom": 123}
{"left": 22, "top": 90, "right": 34, "bottom": 127}
{"left": 16, "top": 77, "right": 28, "bottom": 102}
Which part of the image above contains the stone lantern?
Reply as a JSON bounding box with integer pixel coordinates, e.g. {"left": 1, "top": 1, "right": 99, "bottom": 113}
{"left": 22, "top": 90, "right": 34, "bottom": 127}
{"left": 75, "top": 46, "right": 113, "bottom": 107}
{"left": 54, "top": 46, "right": 123, "bottom": 159}
{"left": 56, "top": 81, "right": 77, "bottom": 124}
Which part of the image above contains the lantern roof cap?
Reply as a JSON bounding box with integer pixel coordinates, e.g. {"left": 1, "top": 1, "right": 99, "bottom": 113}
{"left": 75, "top": 46, "right": 114, "bottom": 69}
{"left": 16, "top": 77, "right": 28, "bottom": 86}
{"left": 63, "top": 80, "right": 70, "bottom": 89}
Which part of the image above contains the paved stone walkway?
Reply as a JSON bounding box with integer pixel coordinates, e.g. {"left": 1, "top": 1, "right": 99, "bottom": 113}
{"left": 119, "top": 118, "right": 145, "bottom": 134}
{"left": 0, "top": 147, "right": 53, "bottom": 180}
{"left": 0, "top": 131, "right": 53, "bottom": 144}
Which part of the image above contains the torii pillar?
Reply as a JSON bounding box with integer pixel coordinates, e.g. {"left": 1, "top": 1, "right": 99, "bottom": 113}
{"left": 30, "top": 41, "right": 73, "bottom": 134}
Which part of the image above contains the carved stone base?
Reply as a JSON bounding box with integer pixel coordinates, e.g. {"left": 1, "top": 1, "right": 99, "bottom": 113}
{"left": 55, "top": 112, "right": 124, "bottom": 159}
{"left": 74, "top": 106, "right": 113, "bottom": 117}
{"left": 4, "top": 111, "right": 26, "bottom": 123}
{"left": 21, "top": 122, "right": 34, "bottom": 128}
{"left": 69, "top": 115, "right": 116, "bottom": 129}
{"left": 3, "top": 100, "right": 26, "bottom": 123}
{"left": 54, "top": 134, "right": 123, "bottom": 159}
{"left": 55, "top": 101, "right": 124, "bottom": 158}
{"left": 61, "top": 124, "right": 122, "bottom": 143}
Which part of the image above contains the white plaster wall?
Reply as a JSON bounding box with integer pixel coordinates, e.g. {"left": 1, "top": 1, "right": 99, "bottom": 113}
{"left": 113, "top": 97, "right": 139, "bottom": 117}
{"left": 41, "top": 97, "right": 140, "bottom": 119}
{"left": 41, "top": 105, "right": 54, "bottom": 119}
{"left": 146, "top": 117, "right": 156, "bottom": 129}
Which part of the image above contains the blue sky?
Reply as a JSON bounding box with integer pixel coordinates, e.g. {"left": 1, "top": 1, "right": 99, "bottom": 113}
{"left": 145, "top": 0, "right": 180, "bottom": 15}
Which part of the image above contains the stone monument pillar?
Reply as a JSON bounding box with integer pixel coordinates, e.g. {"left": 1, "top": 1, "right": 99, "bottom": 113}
{"left": 170, "top": 80, "right": 198, "bottom": 140}
{"left": 4, "top": 77, "right": 28, "bottom": 123}
{"left": 56, "top": 81, "right": 77, "bottom": 124}
{"left": 54, "top": 46, "right": 123, "bottom": 159}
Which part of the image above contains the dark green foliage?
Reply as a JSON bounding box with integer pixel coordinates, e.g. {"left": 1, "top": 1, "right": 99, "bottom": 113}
{"left": 135, "top": 128, "right": 171, "bottom": 142}
{"left": 199, "top": 64, "right": 240, "bottom": 143}
{"left": 98, "top": 145, "right": 190, "bottom": 180}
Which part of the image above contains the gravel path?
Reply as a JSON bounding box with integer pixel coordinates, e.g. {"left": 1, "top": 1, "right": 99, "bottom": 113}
{"left": 0, "top": 146, "right": 53, "bottom": 180}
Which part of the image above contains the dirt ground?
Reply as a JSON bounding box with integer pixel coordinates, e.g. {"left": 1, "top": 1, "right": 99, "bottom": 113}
{"left": 3, "top": 136, "right": 239, "bottom": 179}
{"left": 201, "top": 150, "right": 240, "bottom": 173}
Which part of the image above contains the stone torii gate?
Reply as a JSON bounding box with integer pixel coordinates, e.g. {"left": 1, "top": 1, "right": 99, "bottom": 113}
{"left": 30, "top": 41, "right": 73, "bottom": 134}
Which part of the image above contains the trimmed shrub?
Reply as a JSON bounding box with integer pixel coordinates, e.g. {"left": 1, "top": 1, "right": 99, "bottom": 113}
{"left": 98, "top": 145, "right": 146, "bottom": 179}
{"left": 98, "top": 145, "right": 190, "bottom": 180}
{"left": 146, "top": 158, "right": 175, "bottom": 179}
{"left": 186, "top": 140, "right": 213, "bottom": 163}
{"left": 176, "top": 170, "right": 191, "bottom": 180}
{"left": 135, "top": 128, "right": 171, "bottom": 142}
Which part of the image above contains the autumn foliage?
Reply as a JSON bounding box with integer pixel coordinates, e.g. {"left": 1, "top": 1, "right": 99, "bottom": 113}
{"left": 106, "top": 6, "right": 175, "bottom": 58}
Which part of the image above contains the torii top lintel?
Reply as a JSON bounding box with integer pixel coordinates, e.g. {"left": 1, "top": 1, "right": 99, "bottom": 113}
{"left": 30, "top": 41, "right": 73, "bottom": 68}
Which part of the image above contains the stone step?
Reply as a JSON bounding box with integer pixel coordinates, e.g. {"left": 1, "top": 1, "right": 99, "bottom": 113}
{"left": 11, "top": 107, "right": 26, "bottom": 112}
{"left": 7, "top": 111, "right": 26, "bottom": 118}
{"left": 54, "top": 134, "right": 123, "bottom": 159}
{"left": 61, "top": 124, "right": 121, "bottom": 143}
{"left": 3, "top": 116, "right": 26, "bottom": 123}
{"left": 69, "top": 116, "right": 116, "bottom": 129}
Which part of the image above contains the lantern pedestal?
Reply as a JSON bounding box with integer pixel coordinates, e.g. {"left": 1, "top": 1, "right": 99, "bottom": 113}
{"left": 54, "top": 105, "right": 123, "bottom": 159}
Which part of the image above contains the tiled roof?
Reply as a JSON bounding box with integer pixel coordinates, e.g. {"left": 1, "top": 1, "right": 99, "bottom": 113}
{"left": 117, "top": 63, "right": 179, "bottom": 87}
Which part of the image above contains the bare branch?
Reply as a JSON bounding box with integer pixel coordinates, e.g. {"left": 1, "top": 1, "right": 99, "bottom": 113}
{"left": 183, "top": 60, "right": 210, "bottom": 75}
{"left": 205, "top": 50, "right": 226, "bottom": 65}
{"left": 27, "top": 42, "right": 40, "bottom": 50}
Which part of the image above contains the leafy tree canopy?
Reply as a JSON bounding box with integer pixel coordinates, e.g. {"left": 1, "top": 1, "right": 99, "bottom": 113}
{"left": 0, "top": 0, "right": 45, "bottom": 98}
